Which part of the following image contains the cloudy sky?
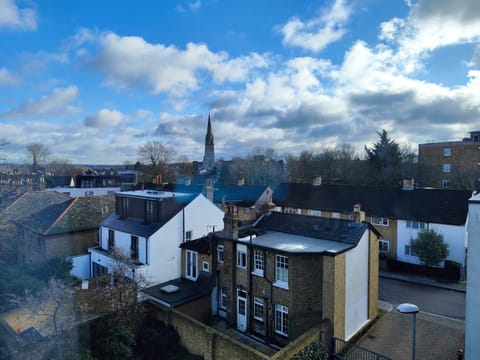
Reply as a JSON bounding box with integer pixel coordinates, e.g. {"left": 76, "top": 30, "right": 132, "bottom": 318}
{"left": 0, "top": 0, "right": 479, "bottom": 164}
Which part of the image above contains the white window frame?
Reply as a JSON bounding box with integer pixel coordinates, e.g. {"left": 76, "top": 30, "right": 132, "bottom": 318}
{"left": 379, "top": 239, "right": 390, "bottom": 253}
{"left": 284, "top": 207, "right": 301, "bottom": 215}
{"left": 244, "top": 207, "right": 251, "bottom": 214}
{"left": 252, "top": 250, "right": 264, "bottom": 276}
{"left": 405, "top": 245, "right": 418, "bottom": 257}
{"left": 442, "top": 179, "right": 449, "bottom": 189}
{"left": 332, "top": 212, "right": 341, "bottom": 219}
{"left": 274, "top": 254, "right": 289, "bottom": 289}
{"left": 237, "top": 244, "right": 247, "bottom": 268}
{"left": 407, "top": 220, "right": 426, "bottom": 229}
{"left": 253, "top": 297, "right": 264, "bottom": 322}
{"left": 371, "top": 217, "right": 389, "bottom": 226}
{"left": 185, "top": 250, "right": 198, "bottom": 280}
{"left": 219, "top": 288, "right": 227, "bottom": 310}
{"left": 202, "top": 261, "right": 209, "bottom": 272}
{"left": 443, "top": 148, "right": 451, "bottom": 157}
{"left": 217, "top": 245, "right": 224, "bottom": 263}
{"left": 442, "top": 164, "right": 451, "bottom": 173}
{"left": 275, "top": 304, "right": 289, "bottom": 336}
{"left": 307, "top": 209, "right": 321, "bottom": 217}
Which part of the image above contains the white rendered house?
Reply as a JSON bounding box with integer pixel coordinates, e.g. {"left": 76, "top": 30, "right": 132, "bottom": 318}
{"left": 89, "top": 190, "right": 224, "bottom": 285}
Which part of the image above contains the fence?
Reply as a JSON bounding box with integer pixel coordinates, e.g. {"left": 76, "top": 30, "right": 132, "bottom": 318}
{"left": 320, "top": 332, "right": 391, "bottom": 360}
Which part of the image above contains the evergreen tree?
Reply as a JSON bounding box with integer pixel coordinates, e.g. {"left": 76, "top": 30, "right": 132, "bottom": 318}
{"left": 410, "top": 228, "right": 449, "bottom": 267}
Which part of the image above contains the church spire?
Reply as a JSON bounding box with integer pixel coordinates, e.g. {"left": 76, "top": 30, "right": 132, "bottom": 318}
{"left": 205, "top": 112, "right": 214, "bottom": 145}
{"left": 203, "top": 113, "right": 215, "bottom": 171}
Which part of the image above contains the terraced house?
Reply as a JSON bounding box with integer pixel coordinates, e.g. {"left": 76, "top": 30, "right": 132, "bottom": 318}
{"left": 211, "top": 205, "right": 380, "bottom": 344}
{"left": 273, "top": 181, "right": 471, "bottom": 268}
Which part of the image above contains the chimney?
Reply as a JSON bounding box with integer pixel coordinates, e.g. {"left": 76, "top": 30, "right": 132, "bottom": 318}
{"left": 312, "top": 176, "right": 322, "bottom": 186}
{"left": 352, "top": 203, "right": 365, "bottom": 224}
{"left": 223, "top": 204, "right": 238, "bottom": 240}
{"left": 402, "top": 178, "right": 415, "bottom": 191}
{"left": 204, "top": 178, "right": 214, "bottom": 203}
{"left": 237, "top": 177, "right": 245, "bottom": 186}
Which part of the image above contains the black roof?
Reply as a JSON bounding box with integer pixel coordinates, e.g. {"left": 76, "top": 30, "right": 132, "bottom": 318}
{"left": 253, "top": 212, "right": 376, "bottom": 246}
{"left": 142, "top": 272, "right": 214, "bottom": 308}
{"left": 180, "top": 235, "right": 211, "bottom": 254}
{"left": 273, "top": 183, "right": 471, "bottom": 225}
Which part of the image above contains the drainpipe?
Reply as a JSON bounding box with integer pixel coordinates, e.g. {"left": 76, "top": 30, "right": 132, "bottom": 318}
{"left": 248, "top": 233, "right": 253, "bottom": 333}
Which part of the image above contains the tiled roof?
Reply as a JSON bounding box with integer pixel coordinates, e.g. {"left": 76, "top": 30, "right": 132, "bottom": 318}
{"left": 16, "top": 195, "right": 115, "bottom": 235}
{"left": 273, "top": 183, "right": 471, "bottom": 225}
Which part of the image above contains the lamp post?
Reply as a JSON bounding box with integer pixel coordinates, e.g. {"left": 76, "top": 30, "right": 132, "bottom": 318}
{"left": 397, "top": 303, "right": 420, "bottom": 360}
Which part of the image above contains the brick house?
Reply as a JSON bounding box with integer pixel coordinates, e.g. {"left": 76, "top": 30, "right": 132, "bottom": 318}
{"left": 210, "top": 205, "right": 380, "bottom": 344}
{"left": 418, "top": 130, "right": 480, "bottom": 190}
{"left": 89, "top": 189, "right": 224, "bottom": 285}
{"left": 13, "top": 193, "right": 115, "bottom": 264}
{"left": 273, "top": 181, "right": 470, "bottom": 267}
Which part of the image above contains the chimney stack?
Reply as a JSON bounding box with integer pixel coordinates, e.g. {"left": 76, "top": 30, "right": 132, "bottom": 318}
{"left": 204, "top": 178, "right": 214, "bottom": 202}
{"left": 352, "top": 203, "right": 365, "bottom": 224}
{"left": 223, "top": 204, "right": 239, "bottom": 240}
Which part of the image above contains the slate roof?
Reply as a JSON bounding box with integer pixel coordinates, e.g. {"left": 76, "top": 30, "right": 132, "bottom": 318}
{"left": 255, "top": 212, "right": 373, "bottom": 243}
{"left": 273, "top": 183, "right": 471, "bottom": 226}
{"left": 16, "top": 195, "right": 115, "bottom": 235}
{"left": 142, "top": 272, "right": 214, "bottom": 308}
{"left": 101, "top": 194, "right": 196, "bottom": 238}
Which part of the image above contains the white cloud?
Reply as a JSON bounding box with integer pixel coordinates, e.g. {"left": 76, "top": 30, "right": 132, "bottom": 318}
{"left": 81, "top": 31, "right": 267, "bottom": 97}
{"left": 84, "top": 109, "right": 125, "bottom": 128}
{"left": 0, "top": 86, "right": 79, "bottom": 119}
{"left": 0, "top": 0, "right": 37, "bottom": 31}
{"left": 0, "top": 67, "right": 18, "bottom": 86}
{"left": 279, "top": 0, "right": 352, "bottom": 52}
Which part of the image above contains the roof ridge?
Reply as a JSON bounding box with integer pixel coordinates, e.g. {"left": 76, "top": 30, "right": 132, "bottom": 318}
{"left": 44, "top": 197, "right": 77, "bottom": 235}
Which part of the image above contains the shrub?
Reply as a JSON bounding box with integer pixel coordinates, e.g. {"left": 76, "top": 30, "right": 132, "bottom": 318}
{"left": 292, "top": 342, "right": 329, "bottom": 360}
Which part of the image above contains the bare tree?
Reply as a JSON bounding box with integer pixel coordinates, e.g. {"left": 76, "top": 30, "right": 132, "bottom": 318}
{"left": 26, "top": 143, "right": 51, "bottom": 172}
{"left": 137, "top": 141, "right": 176, "bottom": 183}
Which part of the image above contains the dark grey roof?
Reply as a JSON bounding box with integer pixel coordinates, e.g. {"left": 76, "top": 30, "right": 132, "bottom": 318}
{"left": 142, "top": 272, "right": 214, "bottom": 308}
{"left": 273, "top": 183, "right": 471, "bottom": 225}
{"left": 180, "top": 235, "right": 211, "bottom": 254}
{"left": 252, "top": 212, "right": 372, "bottom": 253}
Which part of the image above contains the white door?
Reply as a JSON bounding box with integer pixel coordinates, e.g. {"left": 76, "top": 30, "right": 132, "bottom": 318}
{"left": 186, "top": 250, "right": 198, "bottom": 280}
{"left": 237, "top": 289, "right": 247, "bottom": 332}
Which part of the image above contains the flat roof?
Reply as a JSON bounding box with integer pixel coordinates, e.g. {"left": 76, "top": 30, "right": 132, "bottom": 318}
{"left": 240, "top": 230, "right": 355, "bottom": 254}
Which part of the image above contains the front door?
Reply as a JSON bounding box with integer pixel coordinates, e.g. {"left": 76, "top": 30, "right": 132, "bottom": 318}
{"left": 237, "top": 289, "right": 247, "bottom": 332}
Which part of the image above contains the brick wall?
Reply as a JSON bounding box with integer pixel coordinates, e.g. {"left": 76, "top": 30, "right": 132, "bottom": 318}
{"left": 322, "top": 254, "right": 346, "bottom": 339}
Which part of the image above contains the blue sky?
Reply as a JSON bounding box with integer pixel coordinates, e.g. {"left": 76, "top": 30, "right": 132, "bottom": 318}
{"left": 0, "top": 0, "right": 479, "bottom": 164}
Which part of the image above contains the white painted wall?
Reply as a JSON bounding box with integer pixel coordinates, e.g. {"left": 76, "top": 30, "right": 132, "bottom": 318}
{"left": 396, "top": 220, "right": 466, "bottom": 265}
{"left": 344, "top": 230, "right": 369, "bottom": 340}
{"left": 466, "top": 193, "right": 480, "bottom": 360}
{"left": 92, "top": 194, "right": 224, "bottom": 285}
{"left": 70, "top": 254, "right": 90, "bottom": 280}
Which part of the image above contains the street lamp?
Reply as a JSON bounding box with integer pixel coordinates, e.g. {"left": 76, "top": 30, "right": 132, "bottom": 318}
{"left": 397, "top": 303, "right": 420, "bottom": 360}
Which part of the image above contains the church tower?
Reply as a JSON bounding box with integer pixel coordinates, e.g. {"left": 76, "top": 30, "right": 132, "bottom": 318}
{"left": 203, "top": 113, "right": 215, "bottom": 171}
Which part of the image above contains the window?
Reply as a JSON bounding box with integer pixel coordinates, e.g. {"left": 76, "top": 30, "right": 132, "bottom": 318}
{"left": 307, "top": 209, "right": 321, "bottom": 217}
{"left": 108, "top": 229, "right": 115, "bottom": 250}
{"left": 185, "top": 230, "right": 192, "bottom": 241}
{"left": 145, "top": 200, "right": 155, "bottom": 223}
{"left": 237, "top": 244, "right": 247, "bottom": 268}
{"left": 202, "top": 261, "right": 209, "bottom": 272}
{"left": 244, "top": 207, "right": 251, "bottom": 214}
{"left": 253, "top": 250, "right": 264, "bottom": 276}
{"left": 442, "top": 164, "right": 451, "bottom": 173}
{"left": 130, "top": 236, "right": 139, "bottom": 261}
{"left": 443, "top": 148, "right": 451, "bottom": 157}
{"left": 220, "top": 288, "right": 227, "bottom": 310}
{"left": 275, "top": 254, "right": 288, "bottom": 288}
{"left": 332, "top": 212, "right": 341, "bottom": 219}
{"left": 443, "top": 180, "right": 449, "bottom": 189}
{"left": 275, "top": 304, "right": 289, "bottom": 336}
{"left": 217, "top": 245, "right": 224, "bottom": 263}
{"left": 254, "top": 298, "right": 264, "bottom": 321}
{"left": 186, "top": 250, "right": 198, "bottom": 280}
{"left": 284, "top": 207, "right": 301, "bottom": 214}
{"left": 407, "top": 221, "right": 426, "bottom": 229}
{"left": 371, "top": 217, "right": 389, "bottom": 226}
{"left": 379, "top": 240, "right": 390, "bottom": 253}
{"left": 405, "top": 245, "right": 418, "bottom": 257}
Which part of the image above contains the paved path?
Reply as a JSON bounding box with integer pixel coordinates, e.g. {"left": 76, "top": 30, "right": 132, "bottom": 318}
{"left": 359, "top": 310, "right": 464, "bottom": 360}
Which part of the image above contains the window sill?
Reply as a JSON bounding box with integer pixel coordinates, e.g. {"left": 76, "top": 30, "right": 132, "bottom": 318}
{"left": 275, "top": 330, "right": 288, "bottom": 337}
{"left": 273, "top": 281, "right": 289, "bottom": 290}
{"left": 252, "top": 271, "right": 264, "bottom": 277}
